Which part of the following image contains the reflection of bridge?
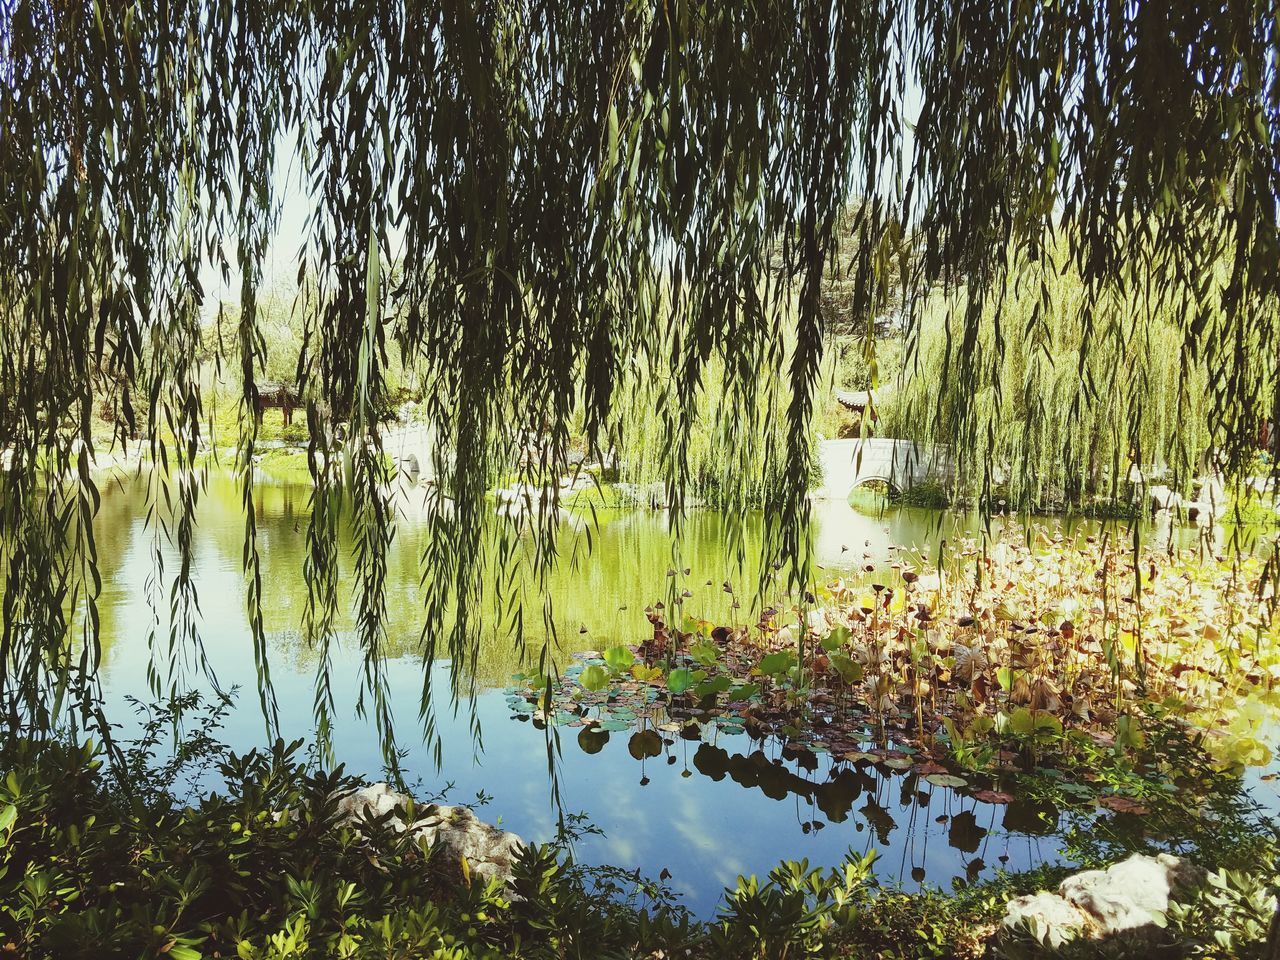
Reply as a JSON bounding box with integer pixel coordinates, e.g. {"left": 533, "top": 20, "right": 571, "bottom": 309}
{"left": 814, "top": 438, "right": 952, "bottom": 500}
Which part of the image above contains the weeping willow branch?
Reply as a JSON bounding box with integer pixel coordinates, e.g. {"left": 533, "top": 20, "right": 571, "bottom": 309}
{"left": 0, "top": 0, "right": 1276, "bottom": 751}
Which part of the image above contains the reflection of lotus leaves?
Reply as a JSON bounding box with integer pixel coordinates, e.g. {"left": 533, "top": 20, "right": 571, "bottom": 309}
{"left": 859, "top": 798, "right": 897, "bottom": 843}
{"left": 814, "top": 770, "right": 863, "bottom": 823}
{"left": 1002, "top": 796, "right": 1060, "bottom": 835}
{"left": 728, "top": 752, "right": 764, "bottom": 789}
{"left": 947, "top": 810, "right": 986, "bottom": 853}
{"left": 578, "top": 726, "right": 610, "bottom": 754}
{"left": 782, "top": 742, "right": 820, "bottom": 771}
{"left": 898, "top": 778, "right": 920, "bottom": 808}
{"left": 755, "top": 758, "right": 792, "bottom": 801}
{"left": 693, "top": 743, "right": 730, "bottom": 781}
{"left": 628, "top": 729, "right": 663, "bottom": 760}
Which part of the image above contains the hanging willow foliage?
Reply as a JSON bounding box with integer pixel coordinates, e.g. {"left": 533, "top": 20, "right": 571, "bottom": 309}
{"left": 1, "top": 1, "right": 1277, "bottom": 753}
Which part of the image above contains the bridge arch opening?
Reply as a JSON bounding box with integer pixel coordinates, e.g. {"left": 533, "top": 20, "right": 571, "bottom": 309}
{"left": 848, "top": 476, "right": 901, "bottom": 501}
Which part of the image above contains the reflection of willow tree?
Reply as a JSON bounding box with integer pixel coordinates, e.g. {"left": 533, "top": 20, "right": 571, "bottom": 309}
{"left": 99, "top": 475, "right": 793, "bottom": 689}
{"left": 82, "top": 472, "right": 802, "bottom": 689}
{"left": 1, "top": 3, "right": 1277, "bottom": 758}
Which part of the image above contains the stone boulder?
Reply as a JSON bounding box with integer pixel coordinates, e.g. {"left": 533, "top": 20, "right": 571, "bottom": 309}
{"left": 1002, "top": 891, "right": 1089, "bottom": 949}
{"left": 1059, "top": 853, "right": 1202, "bottom": 938}
{"left": 1000, "top": 853, "right": 1204, "bottom": 951}
{"left": 335, "top": 783, "right": 525, "bottom": 884}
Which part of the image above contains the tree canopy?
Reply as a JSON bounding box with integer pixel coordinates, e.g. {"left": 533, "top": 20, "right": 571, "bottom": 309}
{"left": 1, "top": 0, "right": 1277, "bottom": 752}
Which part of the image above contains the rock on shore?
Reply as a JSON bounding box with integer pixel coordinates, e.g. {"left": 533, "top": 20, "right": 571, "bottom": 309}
{"left": 1001, "top": 853, "right": 1204, "bottom": 950}
{"left": 335, "top": 782, "right": 525, "bottom": 884}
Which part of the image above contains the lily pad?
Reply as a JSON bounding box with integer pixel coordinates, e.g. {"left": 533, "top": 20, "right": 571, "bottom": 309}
{"left": 971, "top": 789, "right": 1014, "bottom": 804}
{"left": 841, "top": 751, "right": 878, "bottom": 764}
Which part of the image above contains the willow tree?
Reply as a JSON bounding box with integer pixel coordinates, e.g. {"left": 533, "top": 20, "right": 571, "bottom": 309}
{"left": 877, "top": 237, "right": 1225, "bottom": 507}
{"left": 1, "top": 1, "right": 1277, "bottom": 753}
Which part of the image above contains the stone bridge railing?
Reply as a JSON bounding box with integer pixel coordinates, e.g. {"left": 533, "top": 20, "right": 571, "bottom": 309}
{"left": 814, "top": 438, "right": 952, "bottom": 501}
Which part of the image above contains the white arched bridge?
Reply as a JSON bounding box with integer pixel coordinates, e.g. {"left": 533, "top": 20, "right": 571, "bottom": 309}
{"left": 814, "top": 438, "right": 952, "bottom": 501}
{"left": 382, "top": 423, "right": 436, "bottom": 480}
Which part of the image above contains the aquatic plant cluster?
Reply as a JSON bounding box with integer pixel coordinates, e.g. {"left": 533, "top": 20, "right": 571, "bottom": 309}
{"left": 513, "top": 531, "right": 1280, "bottom": 809}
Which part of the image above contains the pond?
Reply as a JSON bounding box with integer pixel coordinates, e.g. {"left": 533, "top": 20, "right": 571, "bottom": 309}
{"left": 89, "top": 470, "right": 1279, "bottom": 916}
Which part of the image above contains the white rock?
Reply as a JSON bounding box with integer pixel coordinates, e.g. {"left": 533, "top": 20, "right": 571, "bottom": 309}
{"left": 1058, "top": 853, "right": 1201, "bottom": 938}
{"left": 336, "top": 783, "right": 525, "bottom": 884}
{"left": 1002, "top": 891, "right": 1088, "bottom": 946}
{"left": 1001, "top": 853, "right": 1205, "bottom": 952}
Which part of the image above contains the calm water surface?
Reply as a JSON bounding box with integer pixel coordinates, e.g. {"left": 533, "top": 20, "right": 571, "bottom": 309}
{"left": 89, "top": 471, "right": 1276, "bottom": 915}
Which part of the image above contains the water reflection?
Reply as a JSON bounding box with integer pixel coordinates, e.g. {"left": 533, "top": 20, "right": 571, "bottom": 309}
{"left": 545, "top": 706, "right": 1071, "bottom": 904}
{"left": 85, "top": 470, "right": 1269, "bottom": 915}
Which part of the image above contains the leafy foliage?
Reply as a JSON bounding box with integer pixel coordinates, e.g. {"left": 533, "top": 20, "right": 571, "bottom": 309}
{"left": 4, "top": 694, "right": 1279, "bottom": 958}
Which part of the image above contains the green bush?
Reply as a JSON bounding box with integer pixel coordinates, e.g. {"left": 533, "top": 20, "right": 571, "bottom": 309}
{"left": 0, "top": 701, "right": 690, "bottom": 960}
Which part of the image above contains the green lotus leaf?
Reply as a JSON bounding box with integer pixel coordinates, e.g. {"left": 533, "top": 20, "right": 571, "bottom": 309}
{"left": 758, "top": 651, "right": 796, "bottom": 677}
{"left": 579, "top": 664, "right": 609, "bottom": 692}
{"left": 829, "top": 653, "right": 864, "bottom": 684}
{"left": 689, "top": 642, "right": 720, "bottom": 666}
{"left": 694, "top": 675, "right": 732, "bottom": 699}
{"left": 603, "top": 646, "right": 635, "bottom": 672}
{"left": 821, "top": 625, "right": 852, "bottom": 652}
{"left": 667, "top": 667, "right": 703, "bottom": 695}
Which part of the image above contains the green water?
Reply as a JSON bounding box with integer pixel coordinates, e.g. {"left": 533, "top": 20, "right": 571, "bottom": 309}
{"left": 91, "top": 473, "right": 985, "bottom": 682}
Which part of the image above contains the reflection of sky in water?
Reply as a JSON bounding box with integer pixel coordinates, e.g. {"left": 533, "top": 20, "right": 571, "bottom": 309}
{"left": 90, "top": 472, "right": 1278, "bottom": 916}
